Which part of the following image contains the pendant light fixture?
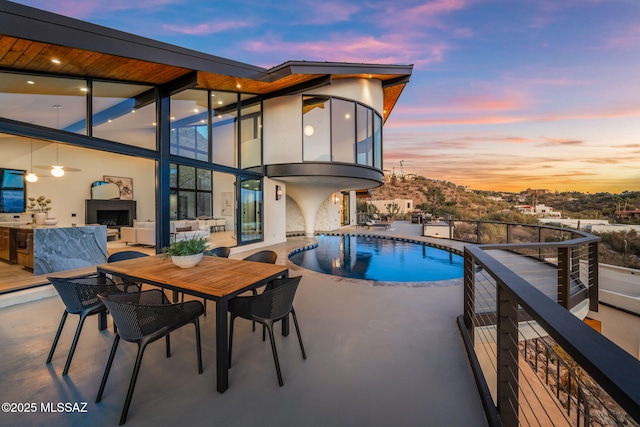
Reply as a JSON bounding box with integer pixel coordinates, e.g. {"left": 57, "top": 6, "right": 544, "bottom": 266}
{"left": 25, "top": 138, "right": 38, "bottom": 183}
{"left": 51, "top": 143, "right": 65, "bottom": 177}
{"left": 51, "top": 105, "right": 64, "bottom": 178}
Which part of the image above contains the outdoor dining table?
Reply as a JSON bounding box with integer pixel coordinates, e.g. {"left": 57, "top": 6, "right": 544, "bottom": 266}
{"left": 96, "top": 254, "right": 289, "bottom": 393}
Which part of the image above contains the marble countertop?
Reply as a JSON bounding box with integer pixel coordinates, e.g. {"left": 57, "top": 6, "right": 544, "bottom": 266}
{"left": 0, "top": 223, "right": 102, "bottom": 230}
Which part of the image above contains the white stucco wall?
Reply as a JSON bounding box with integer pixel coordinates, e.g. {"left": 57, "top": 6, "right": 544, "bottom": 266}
{"left": 0, "top": 136, "right": 155, "bottom": 227}
{"left": 306, "top": 79, "right": 384, "bottom": 114}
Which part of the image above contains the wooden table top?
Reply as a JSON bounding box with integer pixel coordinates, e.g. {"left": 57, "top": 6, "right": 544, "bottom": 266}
{"left": 97, "top": 255, "right": 288, "bottom": 298}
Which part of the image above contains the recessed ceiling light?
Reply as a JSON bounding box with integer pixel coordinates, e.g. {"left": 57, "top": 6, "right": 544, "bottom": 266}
{"left": 27, "top": 80, "right": 35, "bottom": 85}
{"left": 152, "top": 122, "right": 157, "bottom": 126}
{"left": 218, "top": 101, "right": 223, "bottom": 105}
{"left": 170, "top": 116, "right": 175, "bottom": 120}
{"left": 236, "top": 83, "right": 241, "bottom": 88}
{"left": 193, "top": 108, "right": 199, "bottom": 113}
{"left": 80, "top": 88, "right": 88, "bottom": 92}
{"left": 51, "top": 59, "right": 61, "bottom": 64}
{"left": 200, "top": 119, "right": 205, "bottom": 123}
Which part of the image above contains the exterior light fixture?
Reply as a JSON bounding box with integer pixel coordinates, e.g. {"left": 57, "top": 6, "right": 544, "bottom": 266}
{"left": 27, "top": 80, "right": 35, "bottom": 85}
{"left": 275, "top": 185, "right": 283, "bottom": 201}
{"left": 333, "top": 193, "right": 340, "bottom": 204}
{"left": 51, "top": 59, "right": 61, "bottom": 64}
{"left": 303, "top": 125, "right": 314, "bottom": 136}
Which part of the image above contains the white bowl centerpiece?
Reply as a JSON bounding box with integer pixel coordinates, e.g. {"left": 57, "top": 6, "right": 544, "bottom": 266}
{"left": 161, "top": 236, "right": 209, "bottom": 269}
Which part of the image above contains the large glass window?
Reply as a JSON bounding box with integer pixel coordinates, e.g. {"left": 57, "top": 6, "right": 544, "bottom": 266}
{"left": 331, "top": 98, "right": 355, "bottom": 163}
{"left": 240, "top": 100, "right": 262, "bottom": 169}
{"left": 92, "top": 81, "right": 156, "bottom": 149}
{"left": 302, "top": 95, "right": 382, "bottom": 168}
{"left": 0, "top": 72, "right": 87, "bottom": 135}
{"left": 169, "top": 163, "right": 212, "bottom": 219}
{"left": 211, "top": 91, "right": 239, "bottom": 167}
{"left": 302, "top": 96, "right": 331, "bottom": 161}
{"left": 239, "top": 177, "right": 263, "bottom": 243}
{"left": 373, "top": 113, "right": 382, "bottom": 169}
{"left": 356, "top": 104, "right": 373, "bottom": 166}
{"left": 170, "top": 90, "right": 209, "bottom": 161}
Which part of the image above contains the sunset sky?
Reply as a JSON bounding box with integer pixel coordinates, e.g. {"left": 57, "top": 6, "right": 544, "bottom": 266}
{"left": 15, "top": 0, "right": 640, "bottom": 193}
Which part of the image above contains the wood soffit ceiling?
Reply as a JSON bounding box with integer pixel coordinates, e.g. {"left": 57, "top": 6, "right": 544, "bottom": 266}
{"left": 0, "top": 35, "right": 408, "bottom": 120}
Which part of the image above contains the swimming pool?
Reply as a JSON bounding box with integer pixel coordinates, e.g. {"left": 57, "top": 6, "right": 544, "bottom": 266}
{"left": 289, "top": 235, "right": 463, "bottom": 282}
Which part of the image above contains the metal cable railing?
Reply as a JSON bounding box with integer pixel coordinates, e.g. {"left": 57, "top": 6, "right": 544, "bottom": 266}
{"left": 457, "top": 222, "right": 640, "bottom": 427}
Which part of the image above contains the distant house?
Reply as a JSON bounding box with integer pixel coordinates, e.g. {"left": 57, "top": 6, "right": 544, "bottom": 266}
{"left": 368, "top": 199, "right": 413, "bottom": 216}
{"left": 615, "top": 209, "right": 640, "bottom": 220}
{"left": 515, "top": 204, "right": 562, "bottom": 218}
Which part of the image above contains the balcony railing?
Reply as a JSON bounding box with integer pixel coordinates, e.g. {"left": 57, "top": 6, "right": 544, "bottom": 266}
{"left": 453, "top": 221, "right": 640, "bottom": 426}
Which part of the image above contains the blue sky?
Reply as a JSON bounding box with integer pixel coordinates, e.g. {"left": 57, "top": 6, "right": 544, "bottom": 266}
{"left": 15, "top": 0, "right": 640, "bottom": 193}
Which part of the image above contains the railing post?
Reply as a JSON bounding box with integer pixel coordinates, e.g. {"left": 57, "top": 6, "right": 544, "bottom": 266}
{"left": 463, "top": 249, "right": 475, "bottom": 343}
{"left": 497, "top": 284, "right": 519, "bottom": 426}
{"left": 588, "top": 241, "right": 599, "bottom": 312}
{"left": 506, "top": 224, "right": 511, "bottom": 244}
{"left": 476, "top": 221, "right": 481, "bottom": 244}
{"left": 557, "top": 247, "right": 570, "bottom": 309}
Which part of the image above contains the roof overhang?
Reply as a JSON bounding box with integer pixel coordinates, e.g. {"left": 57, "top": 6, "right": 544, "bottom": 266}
{"left": 0, "top": 0, "right": 412, "bottom": 120}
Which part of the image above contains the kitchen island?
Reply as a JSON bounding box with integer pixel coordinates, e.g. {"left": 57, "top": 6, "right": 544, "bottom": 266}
{"left": 0, "top": 224, "right": 107, "bottom": 275}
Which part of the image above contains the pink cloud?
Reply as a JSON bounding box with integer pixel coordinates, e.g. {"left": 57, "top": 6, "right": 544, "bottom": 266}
{"left": 605, "top": 25, "right": 640, "bottom": 49}
{"left": 162, "top": 20, "right": 253, "bottom": 35}
{"left": 246, "top": 33, "right": 447, "bottom": 68}
{"left": 385, "top": 105, "right": 640, "bottom": 128}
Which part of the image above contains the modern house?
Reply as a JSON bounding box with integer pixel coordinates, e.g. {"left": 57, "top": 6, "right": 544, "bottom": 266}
{"left": 0, "top": 0, "right": 412, "bottom": 258}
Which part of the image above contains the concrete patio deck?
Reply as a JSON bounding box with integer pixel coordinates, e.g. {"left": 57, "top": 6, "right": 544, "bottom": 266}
{"left": 0, "top": 222, "right": 487, "bottom": 426}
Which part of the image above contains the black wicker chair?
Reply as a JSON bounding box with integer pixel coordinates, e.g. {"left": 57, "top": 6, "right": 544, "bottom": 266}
{"left": 241, "top": 250, "right": 278, "bottom": 329}
{"left": 204, "top": 246, "right": 231, "bottom": 258}
{"left": 228, "top": 276, "right": 305, "bottom": 386}
{"left": 108, "top": 251, "right": 149, "bottom": 289}
{"left": 96, "top": 289, "right": 204, "bottom": 425}
{"left": 46, "top": 276, "right": 138, "bottom": 375}
{"left": 242, "top": 250, "right": 277, "bottom": 264}
{"left": 107, "top": 250, "right": 149, "bottom": 263}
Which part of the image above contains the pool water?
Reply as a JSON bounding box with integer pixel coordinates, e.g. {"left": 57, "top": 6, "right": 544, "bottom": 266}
{"left": 289, "top": 235, "right": 463, "bottom": 282}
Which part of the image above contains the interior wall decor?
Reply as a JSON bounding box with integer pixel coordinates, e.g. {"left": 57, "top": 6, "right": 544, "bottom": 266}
{"left": 104, "top": 176, "right": 133, "bottom": 200}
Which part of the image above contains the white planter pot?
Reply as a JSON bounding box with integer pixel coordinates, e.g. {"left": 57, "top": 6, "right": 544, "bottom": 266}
{"left": 171, "top": 253, "right": 203, "bottom": 269}
{"left": 34, "top": 212, "right": 47, "bottom": 225}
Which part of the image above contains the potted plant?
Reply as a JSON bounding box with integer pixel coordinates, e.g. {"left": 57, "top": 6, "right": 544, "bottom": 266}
{"left": 28, "top": 195, "right": 51, "bottom": 225}
{"left": 161, "top": 236, "right": 209, "bottom": 268}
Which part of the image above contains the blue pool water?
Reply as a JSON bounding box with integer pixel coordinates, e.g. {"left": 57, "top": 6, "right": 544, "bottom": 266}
{"left": 289, "top": 235, "right": 463, "bottom": 282}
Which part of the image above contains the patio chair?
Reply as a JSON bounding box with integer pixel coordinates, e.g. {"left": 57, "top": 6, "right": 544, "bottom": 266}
{"left": 107, "top": 250, "right": 149, "bottom": 263}
{"left": 241, "top": 250, "right": 278, "bottom": 329}
{"left": 228, "top": 276, "right": 306, "bottom": 386}
{"left": 96, "top": 289, "right": 204, "bottom": 425}
{"left": 242, "top": 250, "right": 277, "bottom": 264}
{"left": 46, "top": 276, "right": 138, "bottom": 375}
{"left": 204, "top": 246, "right": 231, "bottom": 258}
{"left": 108, "top": 251, "right": 149, "bottom": 289}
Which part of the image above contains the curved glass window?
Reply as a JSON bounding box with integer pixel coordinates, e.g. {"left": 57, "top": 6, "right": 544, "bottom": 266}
{"left": 302, "top": 96, "right": 331, "bottom": 161}
{"left": 302, "top": 95, "right": 382, "bottom": 168}
{"left": 331, "top": 98, "right": 355, "bottom": 163}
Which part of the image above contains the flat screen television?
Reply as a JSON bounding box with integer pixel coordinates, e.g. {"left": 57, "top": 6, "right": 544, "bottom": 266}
{"left": 0, "top": 168, "right": 26, "bottom": 213}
